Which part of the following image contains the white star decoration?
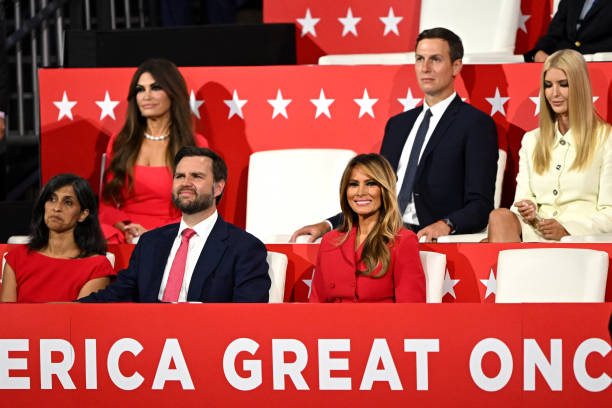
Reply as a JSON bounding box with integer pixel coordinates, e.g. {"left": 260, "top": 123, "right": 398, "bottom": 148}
{"left": 303, "top": 268, "right": 315, "bottom": 299}
{"left": 338, "top": 8, "right": 361, "bottom": 37}
{"left": 53, "top": 91, "right": 77, "bottom": 120}
{"left": 297, "top": 8, "right": 320, "bottom": 37}
{"left": 224, "top": 89, "right": 247, "bottom": 119}
{"left": 397, "top": 88, "right": 422, "bottom": 112}
{"left": 479, "top": 269, "right": 497, "bottom": 299}
{"left": 442, "top": 269, "right": 460, "bottom": 299}
{"left": 486, "top": 87, "right": 510, "bottom": 117}
{"left": 380, "top": 7, "right": 403, "bottom": 36}
{"left": 267, "top": 89, "right": 292, "bottom": 119}
{"left": 529, "top": 96, "right": 541, "bottom": 116}
{"left": 518, "top": 13, "right": 531, "bottom": 33}
{"left": 189, "top": 90, "right": 205, "bottom": 119}
{"left": 354, "top": 88, "right": 378, "bottom": 118}
{"left": 310, "top": 89, "right": 334, "bottom": 119}
{"left": 95, "top": 91, "right": 119, "bottom": 120}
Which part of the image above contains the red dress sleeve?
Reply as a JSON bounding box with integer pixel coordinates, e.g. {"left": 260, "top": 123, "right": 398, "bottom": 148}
{"left": 393, "top": 229, "right": 426, "bottom": 302}
{"left": 87, "top": 255, "right": 116, "bottom": 280}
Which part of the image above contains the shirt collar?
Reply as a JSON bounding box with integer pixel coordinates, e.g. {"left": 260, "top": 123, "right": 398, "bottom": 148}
{"left": 177, "top": 210, "right": 218, "bottom": 239}
{"left": 423, "top": 91, "right": 457, "bottom": 118}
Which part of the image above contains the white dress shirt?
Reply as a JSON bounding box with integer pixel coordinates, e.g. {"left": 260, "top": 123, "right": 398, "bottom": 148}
{"left": 157, "top": 211, "right": 218, "bottom": 302}
{"left": 396, "top": 92, "right": 457, "bottom": 225}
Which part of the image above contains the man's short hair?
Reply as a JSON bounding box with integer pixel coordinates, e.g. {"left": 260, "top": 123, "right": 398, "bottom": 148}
{"left": 174, "top": 146, "right": 228, "bottom": 203}
{"left": 416, "top": 27, "right": 464, "bottom": 62}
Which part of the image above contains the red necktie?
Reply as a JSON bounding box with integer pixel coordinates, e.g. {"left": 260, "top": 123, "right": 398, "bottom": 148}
{"left": 162, "top": 228, "right": 197, "bottom": 302}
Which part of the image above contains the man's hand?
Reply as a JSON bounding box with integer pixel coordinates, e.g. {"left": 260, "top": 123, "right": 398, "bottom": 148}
{"left": 123, "top": 223, "right": 147, "bottom": 243}
{"left": 289, "top": 221, "right": 331, "bottom": 243}
{"left": 534, "top": 50, "right": 549, "bottom": 63}
{"left": 514, "top": 200, "right": 538, "bottom": 223}
{"left": 417, "top": 220, "right": 451, "bottom": 243}
{"left": 536, "top": 218, "right": 569, "bottom": 241}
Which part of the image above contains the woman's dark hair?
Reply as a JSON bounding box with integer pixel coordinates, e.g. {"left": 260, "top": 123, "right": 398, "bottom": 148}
{"left": 30, "top": 174, "right": 107, "bottom": 258}
{"left": 102, "top": 58, "right": 196, "bottom": 205}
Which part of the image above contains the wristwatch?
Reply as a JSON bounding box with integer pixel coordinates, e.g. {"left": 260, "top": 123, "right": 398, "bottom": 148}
{"left": 440, "top": 218, "right": 455, "bottom": 234}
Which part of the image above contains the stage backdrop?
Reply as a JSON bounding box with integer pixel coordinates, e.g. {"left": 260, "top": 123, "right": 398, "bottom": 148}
{"left": 0, "top": 303, "right": 610, "bottom": 407}
{"left": 263, "top": 0, "right": 555, "bottom": 64}
{"left": 39, "top": 63, "right": 612, "bottom": 228}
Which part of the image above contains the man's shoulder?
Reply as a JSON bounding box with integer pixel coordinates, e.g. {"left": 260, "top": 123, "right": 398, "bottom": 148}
{"left": 453, "top": 100, "right": 494, "bottom": 123}
{"left": 219, "top": 218, "right": 266, "bottom": 249}
{"left": 138, "top": 223, "right": 179, "bottom": 243}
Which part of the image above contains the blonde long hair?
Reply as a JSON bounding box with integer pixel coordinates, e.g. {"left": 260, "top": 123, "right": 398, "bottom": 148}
{"left": 534, "top": 49, "right": 610, "bottom": 173}
{"left": 337, "top": 154, "right": 403, "bottom": 277}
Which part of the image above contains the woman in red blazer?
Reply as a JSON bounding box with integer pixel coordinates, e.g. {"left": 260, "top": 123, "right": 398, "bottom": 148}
{"left": 310, "top": 154, "right": 426, "bottom": 303}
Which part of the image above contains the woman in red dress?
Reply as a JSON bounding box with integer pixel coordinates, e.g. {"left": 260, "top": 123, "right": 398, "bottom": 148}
{"left": 310, "top": 154, "right": 426, "bottom": 303}
{"left": 100, "top": 58, "right": 208, "bottom": 243}
{"left": 1, "top": 174, "right": 114, "bottom": 302}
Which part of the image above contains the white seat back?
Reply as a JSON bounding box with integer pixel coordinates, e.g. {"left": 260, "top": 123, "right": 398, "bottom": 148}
{"left": 7, "top": 235, "right": 30, "bottom": 244}
{"left": 420, "top": 0, "right": 521, "bottom": 54}
{"left": 494, "top": 149, "right": 507, "bottom": 209}
{"left": 1, "top": 252, "right": 6, "bottom": 283}
{"left": 246, "top": 149, "right": 356, "bottom": 243}
{"left": 419, "top": 251, "right": 447, "bottom": 303}
{"left": 495, "top": 248, "right": 609, "bottom": 303}
{"left": 105, "top": 252, "right": 116, "bottom": 268}
{"left": 266, "top": 251, "right": 288, "bottom": 303}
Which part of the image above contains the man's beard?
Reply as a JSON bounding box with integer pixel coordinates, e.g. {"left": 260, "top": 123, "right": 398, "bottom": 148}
{"left": 172, "top": 186, "right": 215, "bottom": 214}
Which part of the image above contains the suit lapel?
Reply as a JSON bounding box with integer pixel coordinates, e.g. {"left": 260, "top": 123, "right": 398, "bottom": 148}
{"left": 417, "top": 95, "right": 461, "bottom": 175}
{"left": 147, "top": 225, "right": 178, "bottom": 300}
{"left": 584, "top": 0, "right": 604, "bottom": 22}
{"left": 389, "top": 107, "right": 422, "bottom": 170}
{"left": 186, "top": 215, "right": 229, "bottom": 300}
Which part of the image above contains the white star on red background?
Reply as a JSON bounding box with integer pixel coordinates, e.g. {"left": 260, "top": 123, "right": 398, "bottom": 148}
{"left": 53, "top": 91, "right": 77, "bottom": 120}
{"left": 297, "top": 8, "right": 320, "bottom": 37}
{"left": 338, "top": 8, "right": 361, "bottom": 37}
{"left": 442, "top": 269, "right": 460, "bottom": 299}
{"left": 380, "top": 7, "right": 403, "bottom": 36}
{"left": 310, "top": 89, "right": 334, "bottom": 119}
{"left": 267, "top": 89, "right": 292, "bottom": 119}
{"left": 397, "top": 88, "right": 422, "bottom": 112}
{"left": 354, "top": 88, "right": 378, "bottom": 118}
{"left": 224, "top": 90, "right": 247, "bottom": 119}
{"left": 486, "top": 87, "right": 510, "bottom": 117}
{"left": 95, "top": 91, "right": 119, "bottom": 120}
{"left": 190, "top": 90, "right": 205, "bottom": 119}
{"left": 518, "top": 13, "right": 531, "bottom": 33}
{"left": 480, "top": 269, "right": 497, "bottom": 299}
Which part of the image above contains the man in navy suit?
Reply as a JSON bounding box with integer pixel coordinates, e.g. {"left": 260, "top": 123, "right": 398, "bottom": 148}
{"left": 525, "top": 0, "right": 612, "bottom": 62}
{"left": 291, "top": 27, "right": 498, "bottom": 242}
{"left": 81, "top": 146, "right": 270, "bottom": 303}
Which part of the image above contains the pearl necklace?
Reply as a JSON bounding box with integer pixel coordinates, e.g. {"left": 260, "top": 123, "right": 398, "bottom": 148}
{"left": 144, "top": 132, "right": 169, "bottom": 141}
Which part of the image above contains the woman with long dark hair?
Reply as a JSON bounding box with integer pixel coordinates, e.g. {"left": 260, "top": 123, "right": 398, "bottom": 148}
{"left": 310, "top": 154, "right": 426, "bottom": 303}
{"left": 1, "top": 174, "right": 114, "bottom": 302}
{"left": 100, "top": 58, "right": 208, "bottom": 243}
{"left": 488, "top": 49, "right": 612, "bottom": 242}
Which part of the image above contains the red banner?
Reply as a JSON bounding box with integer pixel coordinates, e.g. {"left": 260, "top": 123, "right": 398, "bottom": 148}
{"left": 263, "top": 0, "right": 554, "bottom": 63}
{"left": 0, "top": 303, "right": 610, "bottom": 407}
{"left": 38, "top": 63, "right": 612, "bottom": 228}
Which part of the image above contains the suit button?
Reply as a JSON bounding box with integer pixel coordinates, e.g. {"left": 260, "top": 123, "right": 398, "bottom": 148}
{"left": 560, "top": 139, "right": 566, "bottom": 145}
{"left": 553, "top": 189, "right": 558, "bottom": 195}
{"left": 553, "top": 210, "right": 558, "bottom": 216}
{"left": 575, "top": 41, "right": 581, "bottom": 47}
{"left": 556, "top": 164, "right": 561, "bottom": 170}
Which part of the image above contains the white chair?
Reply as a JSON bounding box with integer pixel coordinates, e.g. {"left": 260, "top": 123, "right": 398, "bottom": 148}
{"left": 437, "top": 149, "right": 507, "bottom": 243}
{"left": 7, "top": 235, "right": 30, "bottom": 244}
{"left": 495, "top": 248, "right": 609, "bottom": 303}
{"left": 105, "top": 252, "right": 116, "bottom": 268}
{"left": 560, "top": 233, "right": 612, "bottom": 243}
{"left": 266, "top": 251, "right": 288, "bottom": 303}
{"left": 319, "top": 0, "right": 524, "bottom": 65}
{"left": 419, "top": 251, "right": 447, "bottom": 303}
{"left": 1, "top": 252, "right": 6, "bottom": 283}
{"left": 246, "top": 148, "right": 356, "bottom": 243}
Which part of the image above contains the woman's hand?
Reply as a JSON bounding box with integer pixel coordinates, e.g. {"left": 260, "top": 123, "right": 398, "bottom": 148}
{"left": 514, "top": 200, "right": 538, "bottom": 223}
{"left": 123, "top": 223, "right": 147, "bottom": 243}
{"left": 536, "top": 218, "right": 569, "bottom": 241}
